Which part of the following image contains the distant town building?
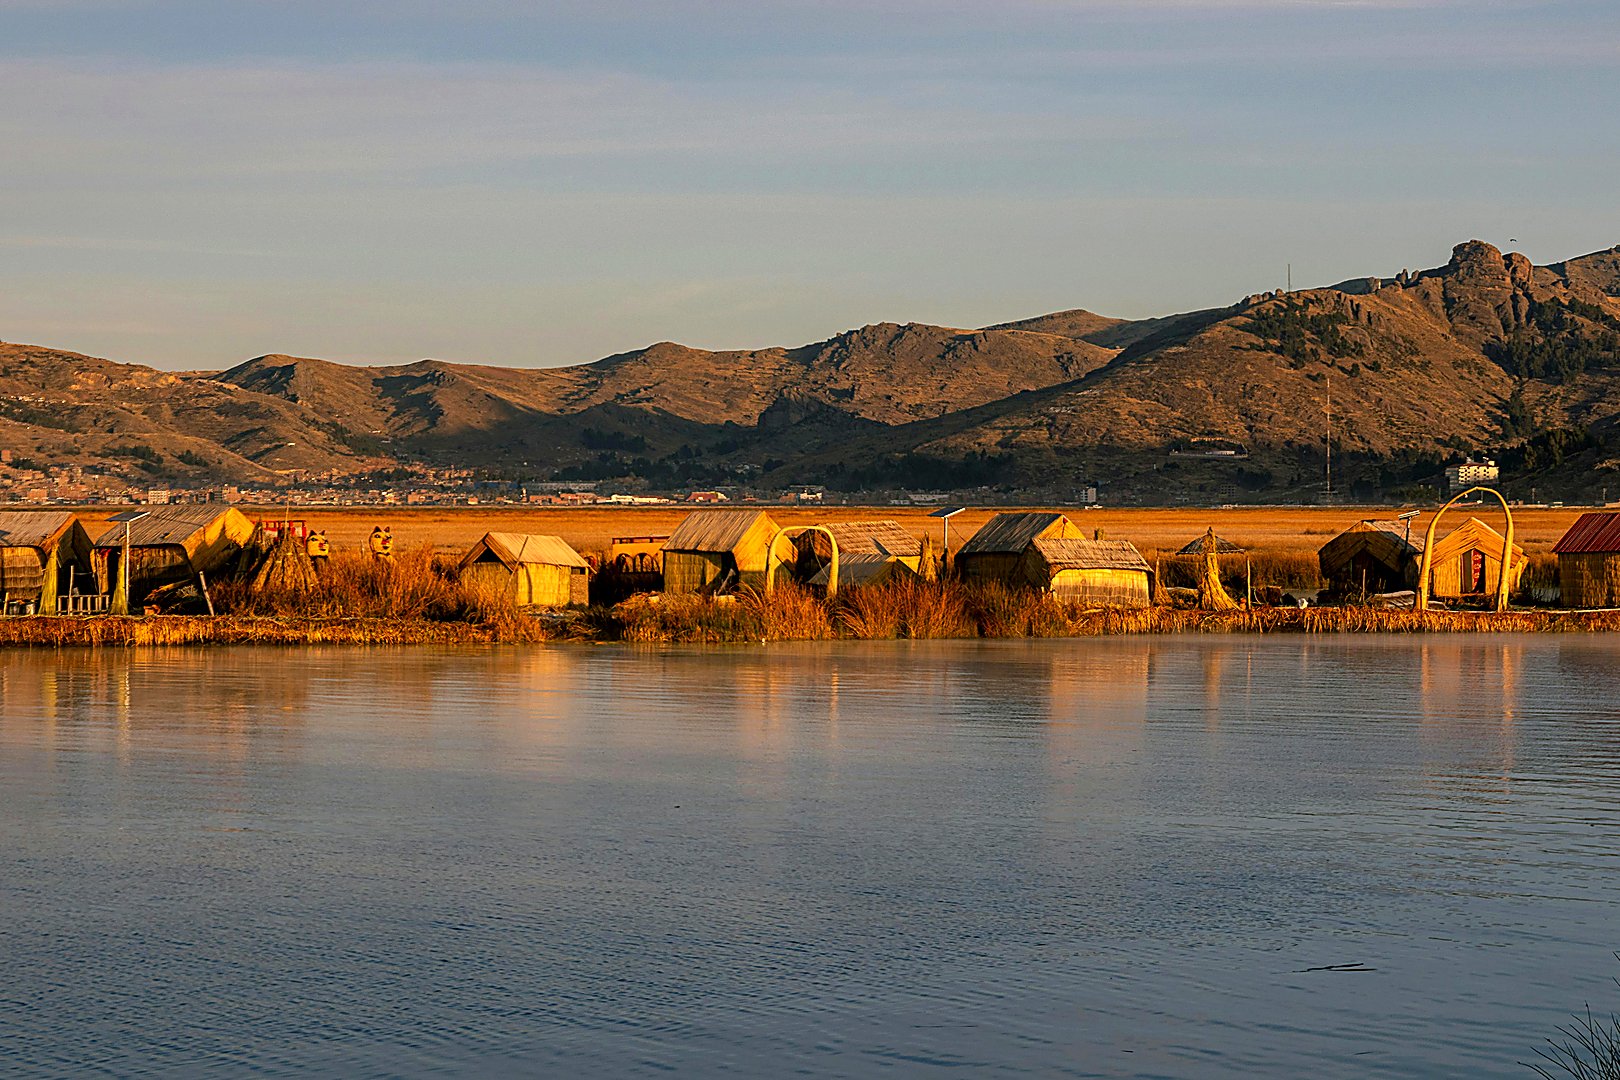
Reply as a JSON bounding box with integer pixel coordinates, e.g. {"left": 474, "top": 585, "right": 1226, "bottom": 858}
{"left": 1445, "top": 458, "right": 1498, "bottom": 493}
{"left": 687, "top": 490, "right": 729, "bottom": 503}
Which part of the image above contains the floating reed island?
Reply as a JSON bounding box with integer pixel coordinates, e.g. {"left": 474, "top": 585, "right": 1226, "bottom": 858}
{"left": 2, "top": 504, "right": 1619, "bottom": 647}
{"left": 5, "top": 579, "right": 1620, "bottom": 649}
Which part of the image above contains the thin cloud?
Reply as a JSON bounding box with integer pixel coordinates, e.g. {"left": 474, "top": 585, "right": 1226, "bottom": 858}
{"left": 0, "top": 58, "right": 1168, "bottom": 185}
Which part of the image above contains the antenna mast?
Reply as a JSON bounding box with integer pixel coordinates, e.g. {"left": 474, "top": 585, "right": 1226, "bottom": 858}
{"left": 1324, "top": 374, "right": 1333, "bottom": 501}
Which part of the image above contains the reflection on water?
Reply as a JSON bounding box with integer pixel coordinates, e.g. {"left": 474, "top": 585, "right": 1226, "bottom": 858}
{"left": 3, "top": 637, "right": 1620, "bottom": 1078}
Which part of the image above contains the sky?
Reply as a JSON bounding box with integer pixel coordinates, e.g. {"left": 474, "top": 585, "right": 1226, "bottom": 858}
{"left": 2, "top": 0, "right": 1617, "bottom": 371}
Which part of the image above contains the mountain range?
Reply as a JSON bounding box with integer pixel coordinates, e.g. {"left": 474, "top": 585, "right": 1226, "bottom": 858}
{"left": 4, "top": 238, "right": 1620, "bottom": 502}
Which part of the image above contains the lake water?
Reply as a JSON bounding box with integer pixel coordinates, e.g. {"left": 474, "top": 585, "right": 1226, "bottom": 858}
{"left": 2, "top": 637, "right": 1619, "bottom": 1078}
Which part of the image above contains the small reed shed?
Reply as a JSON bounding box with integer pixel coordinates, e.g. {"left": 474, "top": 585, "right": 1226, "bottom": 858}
{"left": 458, "top": 532, "right": 589, "bottom": 607}
{"left": 1427, "top": 517, "right": 1527, "bottom": 600}
{"left": 0, "top": 510, "right": 95, "bottom": 613}
{"left": 798, "top": 519, "right": 928, "bottom": 590}
{"left": 955, "top": 511, "right": 1083, "bottom": 586}
{"left": 93, "top": 504, "right": 255, "bottom": 607}
{"left": 1553, "top": 512, "right": 1620, "bottom": 608}
{"left": 1318, "top": 520, "right": 1422, "bottom": 594}
{"left": 1022, "top": 537, "right": 1155, "bottom": 606}
{"left": 662, "top": 509, "right": 780, "bottom": 595}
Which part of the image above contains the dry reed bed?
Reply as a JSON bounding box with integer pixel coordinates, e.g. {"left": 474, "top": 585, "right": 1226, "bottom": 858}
{"left": 8, "top": 576, "right": 1620, "bottom": 648}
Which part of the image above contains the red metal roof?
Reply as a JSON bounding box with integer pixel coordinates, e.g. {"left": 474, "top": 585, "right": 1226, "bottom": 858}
{"left": 1553, "top": 512, "right": 1620, "bottom": 554}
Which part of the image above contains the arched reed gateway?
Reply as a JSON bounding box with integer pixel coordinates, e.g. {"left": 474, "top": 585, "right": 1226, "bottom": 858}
{"left": 793, "top": 519, "right": 929, "bottom": 592}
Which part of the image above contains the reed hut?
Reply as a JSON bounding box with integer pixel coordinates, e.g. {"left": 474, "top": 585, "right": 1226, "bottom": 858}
{"left": 1553, "top": 512, "right": 1620, "bottom": 608}
{"left": 1020, "top": 537, "right": 1155, "bottom": 606}
{"left": 1317, "top": 520, "right": 1422, "bottom": 594}
{"left": 0, "top": 510, "right": 95, "bottom": 614}
{"left": 663, "top": 509, "right": 780, "bottom": 595}
{"left": 1426, "top": 516, "right": 1526, "bottom": 600}
{"left": 955, "top": 511, "right": 1083, "bottom": 586}
{"left": 458, "top": 532, "right": 590, "bottom": 607}
{"left": 797, "top": 519, "right": 929, "bottom": 590}
{"left": 93, "top": 504, "right": 255, "bottom": 609}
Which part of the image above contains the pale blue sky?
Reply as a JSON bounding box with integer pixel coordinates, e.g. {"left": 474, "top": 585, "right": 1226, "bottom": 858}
{"left": 2, "top": 0, "right": 1616, "bottom": 370}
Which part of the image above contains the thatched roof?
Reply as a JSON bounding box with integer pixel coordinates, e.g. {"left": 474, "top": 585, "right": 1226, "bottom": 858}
{"left": 1432, "top": 517, "right": 1524, "bottom": 563}
{"left": 1029, "top": 537, "right": 1152, "bottom": 573}
{"left": 92, "top": 504, "right": 240, "bottom": 548}
{"left": 666, "top": 509, "right": 775, "bottom": 554}
{"left": 0, "top": 510, "right": 77, "bottom": 550}
{"left": 1554, "top": 512, "right": 1620, "bottom": 555}
{"left": 1318, "top": 519, "right": 1423, "bottom": 575}
{"left": 809, "top": 553, "right": 911, "bottom": 588}
{"left": 958, "top": 512, "right": 1072, "bottom": 556}
{"left": 1175, "top": 533, "right": 1246, "bottom": 555}
{"left": 460, "top": 532, "right": 588, "bottom": 571}
{"left": 814, "top": 519, "right": 921, "bottom": 559}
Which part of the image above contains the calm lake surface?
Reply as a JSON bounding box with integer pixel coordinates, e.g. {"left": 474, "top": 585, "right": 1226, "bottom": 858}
{"left": 2, "top": 637, "right": 1619, "bottom": 1078}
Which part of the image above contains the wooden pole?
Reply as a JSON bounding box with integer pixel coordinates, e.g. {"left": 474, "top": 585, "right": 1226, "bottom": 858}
{"left": 111, "top": 520, "right": 132, "bottom": 616}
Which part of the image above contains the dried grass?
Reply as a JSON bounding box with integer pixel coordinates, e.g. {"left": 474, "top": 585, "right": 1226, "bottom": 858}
{"left": 10, "top": 564, "right": 1620, "bottom": 648}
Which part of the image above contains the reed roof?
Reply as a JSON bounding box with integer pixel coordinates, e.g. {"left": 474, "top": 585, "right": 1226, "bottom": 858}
{"left": 1554, "top": 512, "right": 1620, "bottom": 555}
{"left": 460, "top": 532, "right": 588, "bottom": 571}
{"left": 816, "top": 519, "right": 922, "bottom": 558}
{"left": 1319, "top": 519, "right": 1422, "bottom": 560}
{"left": 666, "top": 509, "right": 775, "bottom": 553}
{"left": 1175, "top": 533, "right": 1246, "bottom": 555}
{"left": 1431, "top": 517, "right": 1524, "bottom": 562}
{"left": 958, "top": 512, "right": 1072, "bottom": 555}
{"left": 1029, "top": 537, "right": 1152, "bottom": 573}
{"left": 0, "top": 510, "right": 77, "bottom": 550}
{"left": 92, "top": 504, "right": 242, "bottom": 548}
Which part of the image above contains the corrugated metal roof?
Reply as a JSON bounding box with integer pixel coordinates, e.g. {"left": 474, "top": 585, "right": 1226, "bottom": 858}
{"left": 1030, "top": 537, "right": 1151, "bottom": 572}
{"left": 92, "top": 504, "right": 235, "bottom": 548}
{"left": 817, "top": 519, "right": 922, "bottom": 558}
{"left": 474, "top": 532, "right": 589, "bottom": 569}
{"left": 0, "top": 510, "right": 76, "bottom": 549}
{"left": 957, "top": 512, "right": 1071, "bottom": 555}
{"left": 1553, "top": 512, "right": 1620, "bottom": 554}
{"left": 665, "top": 509, "right": 773, "bottom": 553}
{"left": 1175, "top": 533, "right": 1246, "bottom": 555}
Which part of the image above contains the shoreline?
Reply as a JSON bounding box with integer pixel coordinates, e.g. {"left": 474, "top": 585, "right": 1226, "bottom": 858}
{"left": 4, "top": 607, "right": 1620, "bottom": 648}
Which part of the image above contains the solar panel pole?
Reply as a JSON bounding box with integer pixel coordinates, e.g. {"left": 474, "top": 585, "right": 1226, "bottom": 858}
{"left": 113, "top": 520, "right": 131, "bottom": 616}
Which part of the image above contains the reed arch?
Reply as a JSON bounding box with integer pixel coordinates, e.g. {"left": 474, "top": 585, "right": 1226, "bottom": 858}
{"left": 764, "top": 525, "right": 840, "bottom": 598}
{"left": 1415, "top": 485, "right": 1515, "bottom": 613}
